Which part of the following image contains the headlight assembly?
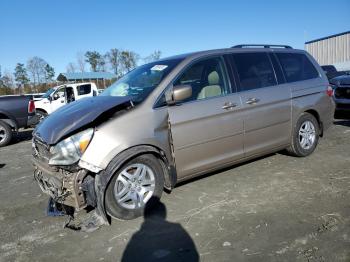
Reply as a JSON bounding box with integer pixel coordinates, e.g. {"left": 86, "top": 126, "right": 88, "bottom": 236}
{"left": 49, "top": 128, "right": 94, "bottom": 165}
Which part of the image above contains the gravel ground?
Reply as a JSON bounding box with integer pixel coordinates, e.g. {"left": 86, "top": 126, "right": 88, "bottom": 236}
{"left": 0, "top": 118, "right": 349, "bottom": 262}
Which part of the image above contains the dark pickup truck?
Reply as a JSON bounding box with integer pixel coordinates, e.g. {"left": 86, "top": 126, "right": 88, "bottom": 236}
{"left": 321, "top": 65, "right": 350, "bottom": 113}
{"left": 321, "top": 65, "right": 350, "bottom": 80}
{"left": 0, "top": 95, "right": 37, "bottom": 147}
{"left": 330, "top": 74, "right": 350, "bottom": 112}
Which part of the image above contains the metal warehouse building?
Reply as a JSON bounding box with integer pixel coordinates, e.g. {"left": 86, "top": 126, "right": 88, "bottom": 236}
{"left": 305, "top": 31, "right": 350, "bottom": 70}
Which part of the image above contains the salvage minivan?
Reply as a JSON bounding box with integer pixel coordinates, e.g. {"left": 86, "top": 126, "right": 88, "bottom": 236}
{"left": 32, "top": 45, "right": 335, "bottom": 223}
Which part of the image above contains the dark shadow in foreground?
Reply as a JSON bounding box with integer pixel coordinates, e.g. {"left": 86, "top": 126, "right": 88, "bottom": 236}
{"left": 121, "top": 197, "right": 199, "bottom": 262}
{"left": 0, "top": 164, "right": 5, "bottom": 168}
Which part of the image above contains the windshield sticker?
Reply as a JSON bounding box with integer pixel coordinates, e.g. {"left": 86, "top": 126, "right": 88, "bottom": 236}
{"left": 151, "top": 65, "right": 168, "bottom": 71}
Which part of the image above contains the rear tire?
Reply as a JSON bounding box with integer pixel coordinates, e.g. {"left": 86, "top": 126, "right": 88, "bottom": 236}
{"left": 36, "top": 110, "right": 48, "bottom": 121}
{"left": 287, "top": 113, "right": 319, "bottom": 157}
{"left": 0, "top": 120, "right": 13, "bottom": 147}
{"left": 105, "top": 154, "right": 164, "bottom": 220}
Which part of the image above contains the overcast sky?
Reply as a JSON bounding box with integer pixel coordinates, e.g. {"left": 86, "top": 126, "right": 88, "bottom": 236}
{"left": 0, "top": 0, "right": 349, "bottom": 76}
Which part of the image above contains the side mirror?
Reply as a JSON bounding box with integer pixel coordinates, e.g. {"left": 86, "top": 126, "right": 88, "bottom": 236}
{"left": 166, "top": 85, "right": 192, "bottom": 105}
{"left": 53, "top": 94, "right": 60, "bottom": 100}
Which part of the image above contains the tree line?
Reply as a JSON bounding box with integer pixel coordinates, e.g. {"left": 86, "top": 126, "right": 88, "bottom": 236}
{"left": 0, "top": 49, "right": 161, "bottom": 96}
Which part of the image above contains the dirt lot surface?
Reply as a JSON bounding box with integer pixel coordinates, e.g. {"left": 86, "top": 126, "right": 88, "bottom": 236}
{"left": 0, "top": 119, "right": 349, "bottom": 262}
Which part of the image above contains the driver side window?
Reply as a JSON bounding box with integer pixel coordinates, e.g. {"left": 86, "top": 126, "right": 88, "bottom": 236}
{"left": 54, "top": 88, "right": 65, "bottom": 100}
{"left": 174, "top": 57, "right": 230, "bottom": 102}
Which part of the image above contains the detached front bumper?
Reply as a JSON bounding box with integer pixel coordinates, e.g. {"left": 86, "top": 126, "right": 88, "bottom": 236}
{"left": 33, "top": 157, "right": 94, "bottom": 210}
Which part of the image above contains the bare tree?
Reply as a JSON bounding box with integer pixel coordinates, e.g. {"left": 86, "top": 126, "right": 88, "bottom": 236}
{"left": 76, "top": 52, "right": 86, "bottom": 72}
{"left": 105, "top": 48, "right": 120, "bottom": 76}
{"left": 66, "top": 63, "right": 76, "bottom": 73}
{"left": 144, "top": 50, "right": 162, "bottom": 63}
{"left": 27, "top": 57, "right": 47, "bottom": 87}
{"left": 2, "top": 71, "right": 15, "bottom": 88}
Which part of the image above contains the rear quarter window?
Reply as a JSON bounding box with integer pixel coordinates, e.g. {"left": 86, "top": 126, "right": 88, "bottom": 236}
{"left": 276, "top": 53, "right": 319, "bottom": 83}
{"left": 77, "top": 84, "right": 92, "bottom": 95}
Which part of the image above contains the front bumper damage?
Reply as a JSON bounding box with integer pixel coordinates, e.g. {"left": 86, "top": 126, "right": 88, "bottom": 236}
{"left": 32, "top": 156, "right": 109, "bottom": 229}
{"left": 33, "top": 158, "right": 90, "bottom": 210}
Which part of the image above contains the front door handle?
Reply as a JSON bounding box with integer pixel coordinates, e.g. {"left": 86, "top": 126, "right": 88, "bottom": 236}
{"left": 246, "top": 98, "right": 260, "bottom": 105}
{"left": 222, "top": 102, "right": 237, "bottom": 110}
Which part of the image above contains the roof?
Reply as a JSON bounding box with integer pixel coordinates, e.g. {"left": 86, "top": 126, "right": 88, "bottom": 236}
{"left": 57, "top": 72, "right": 117, "bottom": 81}
{"left": 305, "top": 31, "right": 350, "bottom": 44}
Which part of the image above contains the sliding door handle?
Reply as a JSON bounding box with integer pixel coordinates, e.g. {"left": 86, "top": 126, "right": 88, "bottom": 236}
{"left": 246, "top": 98, "right": 260, "bottom": 105}
{"left": 222, "top": 102, "right": 237, "bottom": 110}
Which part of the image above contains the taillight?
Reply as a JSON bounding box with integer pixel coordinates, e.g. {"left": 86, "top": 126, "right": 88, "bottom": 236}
{"left": 326, "top": 85, "right": 333, "bottom": 97}
{"left": 28, "top": 100, "right": 35, "bottom": 113}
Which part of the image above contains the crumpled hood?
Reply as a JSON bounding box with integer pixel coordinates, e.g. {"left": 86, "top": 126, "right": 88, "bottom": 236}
{"left": 34, "top": 96, "right": 132, "bottom": 145}
{"left": 330, "top": 74, "right": 350, "bottom": 86}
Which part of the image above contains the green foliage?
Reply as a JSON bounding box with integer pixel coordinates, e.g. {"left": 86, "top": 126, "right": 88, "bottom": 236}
{"left": 14, "top": 63, "right": 30, "bottom": 85}
{"left": 105, "top": 48, "right": 120, "bottom": 76}
{"left": 119, "top": 50, "right": 139, "bottom": 74}
{"left": 44, "top": 64, "right": 55, "bottom": 82}
{"left": 85, "top": 51, "right": 102, "bottom": 72}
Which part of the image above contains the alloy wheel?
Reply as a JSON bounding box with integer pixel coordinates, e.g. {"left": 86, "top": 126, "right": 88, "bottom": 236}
{"left": 113, "top": 163, "right": 156, "bottom": 209}
{"left": 0, "top": 126, "right": 6, "bottom": 143}
{"left": 298, "top": 120, "right": 316, "bottom": 150}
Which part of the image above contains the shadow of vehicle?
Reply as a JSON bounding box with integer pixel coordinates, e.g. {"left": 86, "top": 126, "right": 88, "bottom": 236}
{"left": 14, "top": 129, "right": 33, "bottom": 143}
{"left": 0, "top": 164, "right": 5, "bottom": 168}
{"left": 121, "top": 197, "right": 199, "bottom": 262}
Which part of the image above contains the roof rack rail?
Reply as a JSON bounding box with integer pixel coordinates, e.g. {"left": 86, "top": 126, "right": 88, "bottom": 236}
{"left": 232, "top": 44, "right": 292, "bottom": 49}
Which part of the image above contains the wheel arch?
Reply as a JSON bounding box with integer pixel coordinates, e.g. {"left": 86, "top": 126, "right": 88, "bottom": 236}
{"left": 36, "top": 108, "right": 48, "bottom": 114}
{"left": 95, "top": 144, "right": 176, "bottom": 224}
{"left": 0, "top": 111, "right": 18, "bottom": 130}
{"left": 304, "top": 109, "right": 323, "bottom": 137}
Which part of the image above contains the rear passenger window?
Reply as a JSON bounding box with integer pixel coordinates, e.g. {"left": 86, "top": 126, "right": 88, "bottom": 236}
{"left": 77, "top": 84, "right": 91, "bottom": 95}
{"left": 276, "top": 53, "right": 319, "bottom": 83}
{"left": 232, "top": 53, "right": 277, "bottom": 91}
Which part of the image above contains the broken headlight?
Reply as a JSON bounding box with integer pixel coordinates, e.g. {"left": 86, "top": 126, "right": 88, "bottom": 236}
{"left": 49, "top": 128, "right": 94, "bottom": 165}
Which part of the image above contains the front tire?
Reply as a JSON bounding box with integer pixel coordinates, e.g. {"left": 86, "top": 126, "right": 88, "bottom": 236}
{"left": 0, "top": 120, "right": 13, "bottom": 147}
{"left": 105, "top": 154, "right": 164, "bottom": 220}
{"left": 287, "top": 113, "right": 319, "bottom": 157}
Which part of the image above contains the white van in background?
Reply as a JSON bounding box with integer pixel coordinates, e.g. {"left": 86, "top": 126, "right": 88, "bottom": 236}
{"left": 35, "top": 82, "right": 98, "bottom": 119}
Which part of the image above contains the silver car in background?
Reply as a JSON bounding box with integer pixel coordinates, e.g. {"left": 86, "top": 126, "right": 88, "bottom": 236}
{"left": 32, "top": 44, "right": 335, "bottom": 223}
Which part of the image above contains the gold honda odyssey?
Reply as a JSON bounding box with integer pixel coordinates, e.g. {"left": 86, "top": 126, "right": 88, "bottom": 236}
{"left": 32, "top": 45, "right": 335, "bottom": 223}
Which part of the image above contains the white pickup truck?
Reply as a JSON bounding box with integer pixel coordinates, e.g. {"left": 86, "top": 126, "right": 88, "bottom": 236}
{"left": 35, "top": 82, "right": 98, "bottom": 119}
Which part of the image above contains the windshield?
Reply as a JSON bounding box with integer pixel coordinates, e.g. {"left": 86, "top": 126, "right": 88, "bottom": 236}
{"left": 42, "top": 88, "right": 56, "bottom": 98}
{"left": 101, "top": 58, "right": 182, "bottom": 103}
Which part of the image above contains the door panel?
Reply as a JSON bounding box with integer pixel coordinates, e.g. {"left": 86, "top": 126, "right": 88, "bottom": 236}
{"left": 240, "top": 85, "right": 291, "bottom": 156}
{"left": 229, "top": 52, "right": 292, "bottom": 156}
{"left": 50, "top": 88, "right": 66, "bottom": 112}
{"left": 168, "top": 94, "right": 244, "bottom": 179}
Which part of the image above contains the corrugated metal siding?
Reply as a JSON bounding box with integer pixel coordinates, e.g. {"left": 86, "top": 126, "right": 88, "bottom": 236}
{"left": 305, "top": 33, "right": 350, "bottom": 65}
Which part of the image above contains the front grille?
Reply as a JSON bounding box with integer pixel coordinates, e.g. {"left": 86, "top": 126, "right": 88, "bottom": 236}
{"left": 32, "top": 137, "right": 51, "bottom": 161}
{"left": 335, "top": 86, "right": 350, "bottom": 99}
